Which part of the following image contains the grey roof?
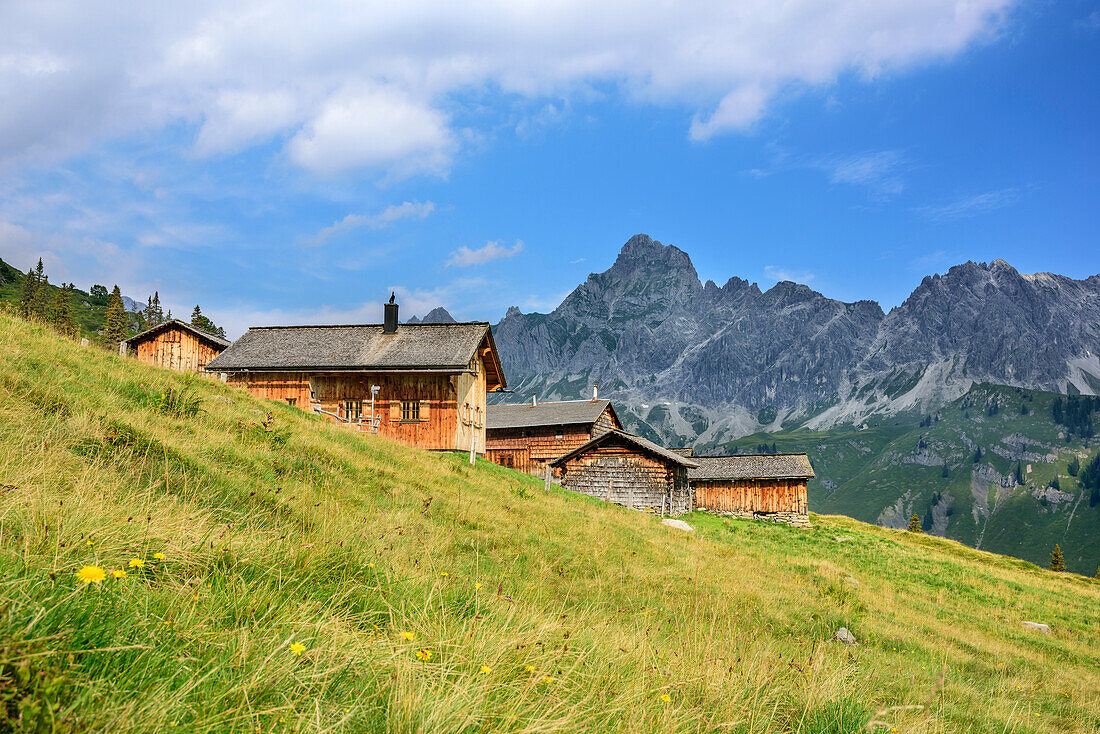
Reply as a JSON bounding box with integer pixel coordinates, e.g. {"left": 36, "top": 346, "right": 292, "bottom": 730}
{"left": 205, "top": 323, "right": 505, "bottom": 384}
{"left": 688, "top": 453, "right": 815, "bottom": 481}
{"left": 487, "top": 399, "right": 617, "bottom": 430}
{"left": 124, "top": 319, "right": 231, "bottom": 348}
{"left": 668, "top": 447, "right": 695, "bottom": 458}
{"left": 550, "top": 429, "right": 699, "bottom": 468}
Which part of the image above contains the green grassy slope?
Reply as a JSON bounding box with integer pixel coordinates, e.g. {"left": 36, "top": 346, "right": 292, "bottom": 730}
{"left": 711, "top": 385, "right": 1100, "bottom": 576}
{"left": 1, "top": 313, "right": 1098, "bottom": 733}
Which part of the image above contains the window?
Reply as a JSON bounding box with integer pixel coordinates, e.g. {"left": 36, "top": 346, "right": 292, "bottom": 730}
{"left": 401, "top": 400, "right": 420, "bottom": 422}
{"left": 286, "top": 397, "right": 297, "bottom": 407}
{"left": 344, "top": 399, "right": 363, "bottom": 423}
{"left": 502, "top": 454, "right": 514, "bottom": 468}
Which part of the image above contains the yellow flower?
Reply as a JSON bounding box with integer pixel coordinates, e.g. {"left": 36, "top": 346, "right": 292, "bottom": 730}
{"left": 415, "top": 649, "right": 432, "bottom": 661}
{"left": 540, "top": 676, "right": 554, "bottom": 684}
{"left": 475, "top": 582, "right": 483, "bottom": 590}
{"left": 367, "top": 563, "right": 375, "bottom": 569}
{"left": 76, "top": 565, "right": 106, "bottom": 584}
{"left": 128, "top": 558, "right": 144, "bottom": 569}
{"left": 112, "top": 569, "right": 126, "bottom": 579}
{"left": 480, "top": 665, "right": 493, "bottom": 674}
{"left": 524, "top": 665, "right": 535, "bottom": 673}
{"left": 440, "top": 571, "right": 449, "bottom": 577}
{"left": 153, "top": 552, "right": 166, "bottom": 560}
{"left": 400, "top": 631, "right": 416, "bottom": 641}
{"left": 660, "top": 694, "right": 671, "bottom": 703}
{"left": 289, "top": 642, "right": 306, "bottom": 656}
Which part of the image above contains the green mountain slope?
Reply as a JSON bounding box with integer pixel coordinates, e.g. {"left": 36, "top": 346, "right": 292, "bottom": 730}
{"left": 709, "top": 384, "right": 1100, "bottom": 575}
{"left": 1, "top": 313, "right": 1098, "bottom": 733}
{"left": 0, "top": 256, "right": 142, "bottom": 344}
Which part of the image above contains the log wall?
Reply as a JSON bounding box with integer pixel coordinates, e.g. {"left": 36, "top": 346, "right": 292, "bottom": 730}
{"left": 558, "top": 445, "right": 692, "bottom": 516}
{"left": 133, "top": 326, "right": 224, "bottom": 373}
{"left": 485, "top": 405, "right": 621, "bottom": 477}
{"left": 693, "top": 478, "right": 809, "bottom": 526}
{"left": 226, "top": 359, "right": 491, "bottom": 453}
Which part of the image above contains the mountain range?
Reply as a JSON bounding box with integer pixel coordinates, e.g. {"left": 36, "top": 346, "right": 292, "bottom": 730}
{"left": 489, "top": 234, "right": 1100, "bottom": 446}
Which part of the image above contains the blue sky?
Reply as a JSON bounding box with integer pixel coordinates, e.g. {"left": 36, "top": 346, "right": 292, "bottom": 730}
{"left": 0, "top": 1, "right": 1097, "bottom": 337}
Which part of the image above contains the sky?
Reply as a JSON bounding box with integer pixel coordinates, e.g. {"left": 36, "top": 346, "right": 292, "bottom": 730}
{"left": 0, "top": 1, "right": 1098, "bottom": 338}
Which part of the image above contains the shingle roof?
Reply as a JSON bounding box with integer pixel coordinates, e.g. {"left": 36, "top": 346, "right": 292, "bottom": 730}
{"left": 688, "top": 453, "right": 815, "bottom": 481}
{"left": 550, "top": 429, "right": 699, "bottom": 468}
{"left": 124, "top": 319, "right": 231, "bottom": 348}
{"left": 487, "top": 399, "right": 616, "bottom": 430}
{"left": 205, "top": 323, "right": 504, "bottom": 384}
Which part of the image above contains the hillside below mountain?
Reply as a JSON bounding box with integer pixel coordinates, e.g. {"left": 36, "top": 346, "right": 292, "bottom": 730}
{"left": 491, "top": 235, "right": 1100, "bottom": 446}
{"left": 1, "top": 313, "right": 1097, "bottom": 732}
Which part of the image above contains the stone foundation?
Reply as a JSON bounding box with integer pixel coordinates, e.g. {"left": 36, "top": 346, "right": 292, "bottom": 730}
{"left": 700, "top": 508, "right": 811, "bottom": 528}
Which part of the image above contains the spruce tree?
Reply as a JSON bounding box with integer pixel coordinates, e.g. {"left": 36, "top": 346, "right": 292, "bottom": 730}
{"left": 18, "top": 261, "right": 39, "bottom": 318}
{"left": 941, "top": 462, "right": 949, "bottom": 478}
{"left": 190, "top": 305, "right": 226, "bottom": 338}
{"left": 1068, "top": 455, "right": 1079, "bottom": 477}
{"left": 907, "top": 513, "right": 922, "bottom": 533}
{"left": 104, "top": 285, "right": 129, "bottom": 348}
{"left": 1049, "top": 544, "right": 1066, "bottom": 573}
{"left": 32, "top": 274, "right": 52, "bottom": 320}
{"left": 51, "top": 284, "right": 77, "bottom": 338}
{"left": 142, "top": 291, "right": 164, "bottom": 327}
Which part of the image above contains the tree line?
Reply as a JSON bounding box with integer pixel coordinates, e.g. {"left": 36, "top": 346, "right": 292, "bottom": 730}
{"left": 15, "top": 258, "right": 225, "bottom": 347}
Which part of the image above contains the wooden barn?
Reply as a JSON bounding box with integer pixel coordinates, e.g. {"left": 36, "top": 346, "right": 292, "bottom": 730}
{"left": 123, "top": 319, "right": 230, "bottom": 373}
{"left": 485, "top": 397, "right": 621, "bottom": 476}
{"left": 550, "top": 430, "right": 698, "bottom": 516}
{"left": 689, "top": 453, "right": 814, "bottom": 526}
{"left": 204, "top": 298, "right": 506, "bottom": 454}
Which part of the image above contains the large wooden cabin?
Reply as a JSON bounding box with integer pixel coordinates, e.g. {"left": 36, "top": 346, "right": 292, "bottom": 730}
{"left": 550, "top": 430, "right": 698, "bottom": 516}
{"left": 485, "top": 398, "right": 621, "bottom": 476}
{"left": 204, "top": 298, "right": 506, "bottom": 454}
{"left": 123, "top": 319, "right": 230, "bottom": 373}
{"left": 689, "top": 453, "right": 814, "bottom": 526}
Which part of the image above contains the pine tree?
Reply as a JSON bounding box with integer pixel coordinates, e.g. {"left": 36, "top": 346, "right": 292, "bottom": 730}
{"left": 907, "top": 513, "right": 922, "bottom": 533}
{"left": 1068, "top": 455, "right": 1079, "bottom": 477}
{"left": 1049, "top": 544, "right": 1065, "bottom": 573}
{"left": 18, "top": 260, "right": 40, "bottom": 318}
{"left": 190, "top": 305, "right": 226, "bottom": 338}
{"left": 51, "top": 284, "right": 77, "bottom": 338}
{"left": 973, "top": 446, "right": 982, "bottom": 463}
{"left": 941, "top": 462, "right": 949, "bottom": 478}
{"left": 104, "top": 285, "right": 129, "bottom": 348}
{"left": 142, "top": 291, "right": 164, "bottom": 327}
{"left": 32, "top": 274, "right": 52, "bottom": 320}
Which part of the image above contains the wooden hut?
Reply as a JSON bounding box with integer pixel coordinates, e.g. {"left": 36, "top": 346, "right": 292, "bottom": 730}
{"left": 485, "top": 398, "right": 621, "bottom": 476}
{"left": 204, "top": 297, "right": 506, "bottom": 454}
{"left": 550, "top": 430, "right": 698, "bottom": 516}
{"left": 123, "top": 319, "right": 230, "bottom": 373}
{"left": 689, "top": 453, "right": 814, "bottom": 526}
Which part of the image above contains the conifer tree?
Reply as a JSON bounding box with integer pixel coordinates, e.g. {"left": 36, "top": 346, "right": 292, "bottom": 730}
{"left": 51, "top": 284, "right": 77, "bottom": 338}
{"left": 1068, "top": 455, "right": 1079, "bottom": 477}
{"left": 104, "top": 285, "right": 129, "bottom": 348}
{"left": 32, "top": 274, "right": 52, "bottom": 320}
{"left": 190, "top": 305, "right": 226, "bottom": 338}
{"left": 973, "top": 446, "right": 982, "bottom": 463}
{"left": 18, "top": 260, "right": 42, "bottom": 318}
{"left": 142, "top": 291, "right": 164, "bottom": 327}
{"left": 1049, "top": 544, "right": 1065, "bottom": 572}
{"left": 941, "top": 462, "right": 949, "bottom": 478}
{"left": 907, "top": 513, "right": 922, "bottom": 532}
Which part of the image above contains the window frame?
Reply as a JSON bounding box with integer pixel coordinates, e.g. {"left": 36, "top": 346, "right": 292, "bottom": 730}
{"left": 344, "top": 399, "right": 363, "bottom": 423}
{"left": 401, "top": 400, "right": 421, "bottom": 423}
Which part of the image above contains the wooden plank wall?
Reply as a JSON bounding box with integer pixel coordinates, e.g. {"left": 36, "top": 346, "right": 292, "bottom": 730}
{"left": 694, "top": 478, "right": 807, "bottom": 515}
{"left": 485, "top": 404, "right": 622, "bottom": 476}
{"left": 134, "top": 326, "right": 224, "bottom": 373}
{"left": 559, "top": 444, "right": 692, "bottom": 516}
{"left": 226, "top": 367, "right": 493, "bottom": 453}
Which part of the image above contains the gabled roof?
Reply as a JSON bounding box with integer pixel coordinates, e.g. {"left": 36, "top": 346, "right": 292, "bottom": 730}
{"left": 124, "top": 319, "right": 231, "bottom": 349}
{"left": 550, "top": 429, "right": 698, "bottom": 468}
{"left": 204, "top": 322, "right": 505, "bottom": 386}
{"left": 688, "top": 453, "right": 815, "bottom": 481}
{"left": 487, "top": 399, "right": 618, "bottom": 431}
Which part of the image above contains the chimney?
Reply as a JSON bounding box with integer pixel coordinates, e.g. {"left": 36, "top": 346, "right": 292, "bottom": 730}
{"left": 592, "top": 381, "right": 598, "bottom": 401}
{"left": 383, "top": 292, "right": 398, "bottom": 334}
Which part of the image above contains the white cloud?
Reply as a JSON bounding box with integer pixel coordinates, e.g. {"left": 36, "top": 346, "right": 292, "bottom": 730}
{"left": 825, "top": 150, "right": 908, "bottom": 196}
{"left": 914, "top": 188, "right": 1022, "bottom": 221}
{"left": 447, "top": 240, "right": 524, "bottom": 267}
{"left": 0, "top": 1, "right": 1012, "bottom": 175}
{"left": 764, "top": 265, "right": 816, "bottom": 284}
{"left": 308, "top": 200, "right": 436, "bottom": 245}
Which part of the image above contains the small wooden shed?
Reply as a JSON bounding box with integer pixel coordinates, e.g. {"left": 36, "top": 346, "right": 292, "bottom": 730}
{"left": 123, "top": 319, "right": 230, "bottom": 373}
{"left": 689, "top": 453, "right": 814, "bottom": 526}
{"left": 485, "top": 398, "right": 621, "bottom": 476}
{"left": 550, "top": 430, "right": 698, "bottom": 516}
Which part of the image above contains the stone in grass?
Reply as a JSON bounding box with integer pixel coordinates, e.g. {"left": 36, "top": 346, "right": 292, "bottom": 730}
{"left": 1021, "top": 621, "right": 1051, "bottom": 634}
{"left": 834, "top": 535, "right": 853, "bottom": 542}
{"left": 835, "top": 627, "right": 858, "bottom": 645}
{"left": 661, "top": 518, "right": 694, "bottom": 532}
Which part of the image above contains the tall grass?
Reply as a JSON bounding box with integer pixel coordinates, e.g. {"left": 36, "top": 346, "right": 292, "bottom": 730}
{"left": 0, "top": 313, "right": 1097, "bottom": 733}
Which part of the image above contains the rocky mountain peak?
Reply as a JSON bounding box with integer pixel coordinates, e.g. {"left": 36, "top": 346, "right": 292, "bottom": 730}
{"left": 609, "top": 234, "right": 698, "bottom": 280}
{"left": 406, "top": 306, "right": 456, "bottom": 324}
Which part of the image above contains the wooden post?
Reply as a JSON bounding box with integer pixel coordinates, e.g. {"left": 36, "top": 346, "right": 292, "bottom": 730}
{"left": 469, "top": 433, "right": 477, "bottom": 465}
{"left": 544, "top": 465, "right": 552, "bottom": 492}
